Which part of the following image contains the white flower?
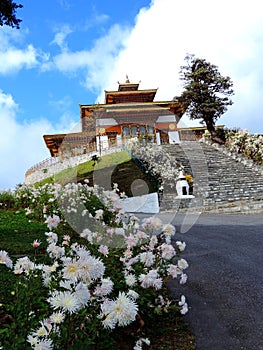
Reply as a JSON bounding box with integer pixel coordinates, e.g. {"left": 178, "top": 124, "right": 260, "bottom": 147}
{"left": 33, "top": 338, "right": 53, "bottom": 350}
{"left": 177, "top": 258, "right": 189, "bottom": 270}
{"left": 45, "top": 232, "right": 58, "bottom": 244}
{"left": 153, "top": 278, "right": 163, "bottom": 290}
{"left": 49, "top": 291, "right": 81, "bottom": 314}
{"left": 14, "top": 256, "right": 35, "bottom": 274}
{"left": 140, "top": 251, "right": 155, "bottom": 267}
{"left": 95, "top": 277, "right": 114, "bottom": 297}
{"left": 127, "top": 290, "right": 139, "bottom": 300}
{"left": 139, "top": 269, "right": 159, "bottom": 288}
{"left": 79, "top": 255, "right": 105, "bottom": 283}
{"left": 50, "top": 311, "right": 65, "bottom": 324}
{"left": 27, "top": 335, "right": 38, "bottom": 346}
{"left": 62, "top": 259, "right": 80, "bottom": 282}
{"left": 47, "top": 244, "right": 65, "bottom": 259}
{"left": 115, "top": 227, "right": 125, "bottom": 236}
{"left": 142, "top": 217, "right": 162, "bottom": 231}
{"left": 180, "top": 303, "right": 188, "bottom": 315}
{"left": 162, "top": 224, "right": 176, "bottom": 236}
{"left": 160, "top": 243, "right": 176, "bottom": 260}
{"left": 180, "top": 273, "right": 188, "bottom": 284}
{"left": 134, "top": 337, "right": 151, "bottom": 350}
{"left": 125, "top": 234, "right": 138, "bottom": 248}
{"left": 45, "top": 215, "right": 60, "bottom": 230}
{"left": 100, "top": 292, "right": 138, "bottom": 329}
{"left": 0, "top": 250, "right": 13, "bottom": 268}
{"left": 178, "top": 295, "right": 188, "bottom": 315}
{"left": 167, "top": 264, "right": 180, "bottom": 278}
{"left": 98, "top": 245, "right": 109, "bottom": 257}
{"left": 176, "top": 241, "right": 186, "bottom": 252}
{"left": 125, "top": 274, "right": 137, "bottom": 287}
{"left": 95, "top": 209, "right": 104, "bottom": 220}
{"left": 74, "top": 282, "right": 91, "bottom": 307}
{"left": 32, "top": 325, "right": 49, "bottom": 338}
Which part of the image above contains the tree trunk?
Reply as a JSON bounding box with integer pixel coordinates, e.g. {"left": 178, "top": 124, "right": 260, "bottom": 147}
{"left": 205, "top": 119, "right": 224, "bottom": 144}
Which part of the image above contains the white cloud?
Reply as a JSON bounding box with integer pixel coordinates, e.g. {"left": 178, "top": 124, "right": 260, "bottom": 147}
{"left": 97, "top": 0, "right": 263, "bottom": 132}
{"left": 0, "top": 90, "right": 79, "bottom": 190}
{"left": 0, "top": 44, "right": 39, "bottom": 74}
{"left": 0, "top": 29, "right": 48, "bottom": 74}
{"left": 43, "top": 24, "right": 131, "bottom": 93}
{"left": 50, "top": 25, "right": 73, "bottom": 51}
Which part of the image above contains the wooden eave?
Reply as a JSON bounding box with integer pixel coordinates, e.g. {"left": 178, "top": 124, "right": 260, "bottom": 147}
{"left": 43, "top": 134, "right": 67, "bottom": 157}
{"left": 104, "top": 89, "right": 157, "bottom": 104}
{"left": 118, "top": 83, "right": 139, "bottom": 91}
{"left": 43, "top": 132, "right": 95, "bottom": 157}
{"left": 80, "top": 100, "right": 185, "bottom": 119}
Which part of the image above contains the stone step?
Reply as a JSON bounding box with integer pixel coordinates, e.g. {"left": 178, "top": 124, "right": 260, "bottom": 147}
{"left": 160, "top": 141, "right": 263, "bottom": 212}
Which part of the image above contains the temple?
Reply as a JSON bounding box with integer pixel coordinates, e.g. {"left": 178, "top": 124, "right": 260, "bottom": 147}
{"left": 43, "top": 77, "right": 186, "bottom": 157}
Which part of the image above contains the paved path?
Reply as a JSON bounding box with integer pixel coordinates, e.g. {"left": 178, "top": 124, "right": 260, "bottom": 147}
{"left": 167, "top": 213, "right": 263, "bottom": 350}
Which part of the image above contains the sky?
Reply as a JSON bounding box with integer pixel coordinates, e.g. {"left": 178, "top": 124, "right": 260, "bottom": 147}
{"left": 1, "top": 0, "right": 263, "bottom": 190}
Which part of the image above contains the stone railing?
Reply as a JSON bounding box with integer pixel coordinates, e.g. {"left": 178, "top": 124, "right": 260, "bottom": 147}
{"left": 24, "top": 145, "right": 126, "bottom": 185}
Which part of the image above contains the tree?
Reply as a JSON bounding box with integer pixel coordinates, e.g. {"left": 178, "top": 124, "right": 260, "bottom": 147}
{"left": 178, "top": 54, "right": 234, "bottom": 143}
{"left": 0, "top": 0, "right": 23, "bottom": 29}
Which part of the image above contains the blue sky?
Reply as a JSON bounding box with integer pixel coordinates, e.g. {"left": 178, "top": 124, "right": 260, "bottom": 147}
{"left": 1, "top": 0, "right": 263, "bottom": 189}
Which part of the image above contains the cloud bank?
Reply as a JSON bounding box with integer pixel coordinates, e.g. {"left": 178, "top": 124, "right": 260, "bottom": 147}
{"left": 0, "top": 91, "right": 52, "bottom": 189}
{"left": 99, "top": 0, "right": 263, "bottom": 132}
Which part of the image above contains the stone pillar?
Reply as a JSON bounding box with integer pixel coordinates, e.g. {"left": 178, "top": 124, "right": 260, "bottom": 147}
{"left": 156, "top": 132, "right": 161, "bottom": 145}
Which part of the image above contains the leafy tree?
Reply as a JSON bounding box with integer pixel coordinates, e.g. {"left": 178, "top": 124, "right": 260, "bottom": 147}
{"left": 178, "top": 54, "right": 234, "bottom": 143}
{"left": 0, "top": 0, "right": 23, "bottom": 29}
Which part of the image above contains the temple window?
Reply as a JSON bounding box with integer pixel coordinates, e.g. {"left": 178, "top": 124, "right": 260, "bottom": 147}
{"left": 139, "top": 126, "right": 146, "bottom": 135}
{"left": 147, "top": 125, "right": 154, "bottom": 135}
{"left": 131, "top": 126, "right": 138, "bottom": 136}
{"left": 122, "top": 127, "right": 130, "bottom": 136}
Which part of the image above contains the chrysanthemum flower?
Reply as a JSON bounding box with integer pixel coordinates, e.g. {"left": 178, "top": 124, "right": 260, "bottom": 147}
{"left": 98, "top": 245, "right": 109, "bottom": 257}
{"left": 0, "top": 250, "right": 13, "bottom": 268}
{"left": 79, "top": 255, "right": 105, "bottom": 283}
{"left": 140, "top": 251, "right": 155, "bottom": 267}
{"left": 177, "top": 258, "right": 189, "bottom": 270}
{"left": 167, "top": 264, "right": 180, "bottom": 278}
{"left": 49, "top": 291, "right": 81, "bottom": 314}
{"left": 176, "top": 241, "right": 186, "bottom": 252}
{"left": 33, "top": 338, "right": 53, "bottom": 350}
{"left": 160, "top": 243, "right": 176, "bottom": 260}
{"left": 50, "top": 311, "right": 65, "bottom": 324}
{"left": 62, "top": 259, "right": 80, "bottom": 282}
{"left": 100, "top": 292, "right": 138, "bottom": 329}
{"left": 179, "top": 295, "right": 188, "bottom": 315}
{"left": 45, "top": 214, "right": 60, "bottom": 230}
{"left": 162, "top": 223, "right": 176, "bottom": 236}
{"left": 14, "top": 256, "right": 35, "bottom": 274}
{"left": 125, "top": 274, "right": 137, "bottom": 287}
{"left": 94, "top": 277, "right": 114, "bottom": 297}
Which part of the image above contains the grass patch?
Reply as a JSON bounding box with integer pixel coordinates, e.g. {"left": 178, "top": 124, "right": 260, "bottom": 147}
{"left": 37, "top": 150, "right": 131, "bottom": 186}
{"left": 37, "top": 150, "right": 159, "bottom": 197}
{"left": 0, "top": 210, "right": 47, "bottom": 255}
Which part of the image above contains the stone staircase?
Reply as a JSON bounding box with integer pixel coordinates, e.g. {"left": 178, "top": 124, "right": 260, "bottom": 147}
{"left": 159, "top": 141, "right": 263, "bottom": 213}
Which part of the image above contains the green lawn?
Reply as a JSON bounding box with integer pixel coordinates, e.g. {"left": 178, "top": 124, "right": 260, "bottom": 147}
{"left": 37, "top": 150, "right": 159, "bottom": 197}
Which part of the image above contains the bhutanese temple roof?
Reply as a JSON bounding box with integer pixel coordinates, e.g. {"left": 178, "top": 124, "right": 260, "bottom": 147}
{"left": 104, "top": 76, "right": 158, "bottom": 104}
